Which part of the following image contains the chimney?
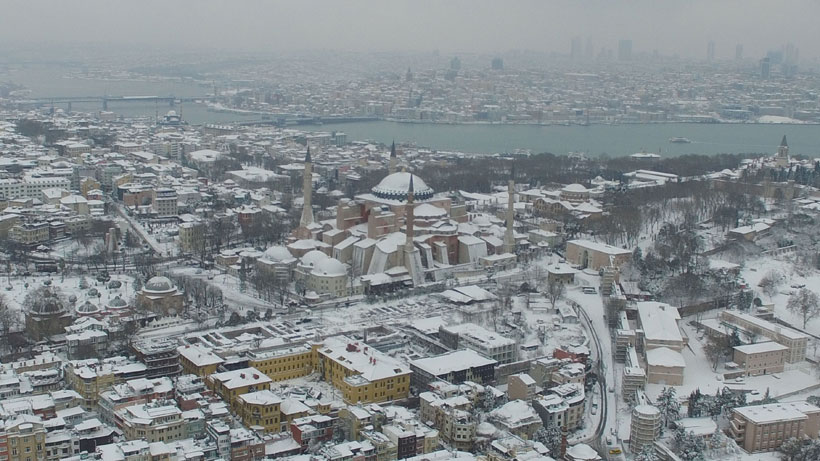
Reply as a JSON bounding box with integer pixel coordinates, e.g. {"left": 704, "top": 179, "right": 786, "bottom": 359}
{"left": 253, "top": 374, "right": 259, "bottom": 379}
{"left": 240, "top": 373, "right": 246, "bottom": 379}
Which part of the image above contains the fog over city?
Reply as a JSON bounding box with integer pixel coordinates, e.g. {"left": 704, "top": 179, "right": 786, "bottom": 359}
{"left": 1, "top": 0, "right": 819, "bottom": 60}
{"left": 3, "top": 2, "right": 820, "bottom": 461}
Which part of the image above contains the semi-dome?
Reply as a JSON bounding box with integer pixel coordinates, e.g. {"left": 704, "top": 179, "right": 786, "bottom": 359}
{"left": 143, "top": 276, "right": 175, "bottom": 294}
{"left": 263, "top": 246, "right": 293, "bottom": 262}
{"left": 300, "top": 250, "right": 329, "bottom": 268}
{"left": 311, "top": 258, "right": 347, "bottom": 277}
{"left": 76, "top": 300, "right": 101, "bottom": 315}
{"left": 414, "top": 203, "right": 447, "bottom": 218}
{"left": 372, "top": 172, "right": 434, "bottom": 201}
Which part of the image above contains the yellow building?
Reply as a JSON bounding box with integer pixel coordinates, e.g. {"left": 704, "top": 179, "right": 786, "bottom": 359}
{"left": 247, "top": 344, "right": 316, "bottom": 382}
{"left": 237, "top": 390, "right": 283, "bottom": 432}
{"left": 5, "top": 416, "right": 46, "bottom": 461}
{"left": 316, "top": 336, "right": 411, "bottom": 404}
{"left": 177, "top": 344, "right": 224, "bottom": 377}
{"left": 65, "top": 357, "right": 147, "bottom": 409}
{"left": 206, "top": 367, "right": 272, "bottom": 412}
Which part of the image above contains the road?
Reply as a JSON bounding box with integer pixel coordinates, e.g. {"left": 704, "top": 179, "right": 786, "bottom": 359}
{"left": 567, "top": 274, "right": 617, "bottom": 456}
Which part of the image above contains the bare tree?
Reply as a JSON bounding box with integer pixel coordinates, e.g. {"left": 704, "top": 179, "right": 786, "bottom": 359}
{"left": 704, "top": 335, "right": 725, "bottom": 372}
{"left": 0, "top": 294, "right": 20, "bottom": 352}
{"left": 545, "top": 279, "right": 566, "bottom": 310}
{"left": 758, "top": 270, "right": 784, "bottom": 301}
{"left": 787, "top": 288, "right": 820, "bottom": 329}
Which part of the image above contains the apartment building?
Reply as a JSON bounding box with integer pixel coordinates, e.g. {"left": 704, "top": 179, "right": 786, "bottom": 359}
{"left": 206, "top": 368, "right": 272, "bottom": 412}
{"left": 117, "top": 402, "right": 185, "bottom": 443}
{"left": 720, "top": 311, "right": 808, "bottom": 363}
{"left": 732, "top": 342, "right": 788, "bottom": 377}
{"left": 65, "top": 357, "right": 147, "bottom": 409}
{"left": 729, "top": 401, "right": 820, "bottom": 453}
{"left": 409, "top": 349, "right": 497, "bottom": 390}
{"left": 439, "top": 323, "right": 516, "bottom": 364}
{"left": 236, "top": 390, "right": 282, "bottom": 433}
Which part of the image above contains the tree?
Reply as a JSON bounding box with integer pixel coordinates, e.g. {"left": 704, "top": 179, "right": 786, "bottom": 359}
{"left": 532, "top": 425, "right": 562, "bottom": 457}
{"left": 703, "top": 335, "right": 725, "bottom": 371}
{"left": 0, "top": 294, "right": 20, "bottom": 351}
{"left": 655, "top": 387, "right": 681, "bottom": 428}
{"left": 634, "top": 444, "right": 659, "bottom": 461}
{"left": 757, "top": 269, "right": 784, "bottom": 300}
{"left": 545, "top": 279, "right": 565, "bottom": 310}
{"left": 673, "top": 427, "right": 706, "bottom": 461}
{"left": 786, "top": 288, "right": 820, "bottom": 329}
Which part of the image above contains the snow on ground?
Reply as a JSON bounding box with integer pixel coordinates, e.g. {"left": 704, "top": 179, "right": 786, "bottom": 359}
{"left": 740, "top": 254, "right": 820, "bottom": 339}
{"left": 1, "top": 272, "right": 138, "bottom": 325}
{"left": 644, "top": 317, "right": 819, "bottom": 402}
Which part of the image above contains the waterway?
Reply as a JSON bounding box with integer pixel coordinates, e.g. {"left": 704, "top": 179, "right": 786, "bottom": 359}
{"left": 4, "top": 64, "right": 819, "bottom": 157}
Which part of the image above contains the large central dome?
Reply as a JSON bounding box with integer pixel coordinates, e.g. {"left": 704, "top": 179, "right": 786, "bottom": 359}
{"left": 371, "top": 172, "right": 434, "bottom": 202}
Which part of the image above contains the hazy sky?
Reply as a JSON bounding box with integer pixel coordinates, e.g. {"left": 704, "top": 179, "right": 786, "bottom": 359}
{"left": 1, "top": 0, "right": 816, "bottom": 60}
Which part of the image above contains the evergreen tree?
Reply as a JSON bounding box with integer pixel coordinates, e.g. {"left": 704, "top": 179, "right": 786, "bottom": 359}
{"left": 634, "top": 444, "right": 658, "bottom": 461}
{"left": 656, "top": 387, "right": 681, "bottom": 428}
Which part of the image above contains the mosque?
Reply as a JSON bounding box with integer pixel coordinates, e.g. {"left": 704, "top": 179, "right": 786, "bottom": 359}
{"left": 281, "top": 144, "right": 519, "bottom": 299}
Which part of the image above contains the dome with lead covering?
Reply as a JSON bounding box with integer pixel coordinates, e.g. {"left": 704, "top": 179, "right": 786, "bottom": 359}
{"left": 372, "top": 172, "right": 434, "bottom": 201}
{"left": 263, "top": 246, "right": 293, "bottom": 262}
{"left": 300, "top": 250, "right": 329, "bottom": 268}
{"left": 106, "top": 296, "right": 129, "bottom": 310}
{"left": 143, "top": 276, "right": 175, "bottom": 294}
{"left": 311, "top": 258, "right": 347, "bottom": 277}
{"left": 76, "top": 300, "right": 101, "bottom": 315}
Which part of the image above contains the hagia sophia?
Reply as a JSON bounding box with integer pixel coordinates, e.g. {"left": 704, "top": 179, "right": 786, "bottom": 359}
{"left": 258, "top": 143, "right": 522, "bottom": 301}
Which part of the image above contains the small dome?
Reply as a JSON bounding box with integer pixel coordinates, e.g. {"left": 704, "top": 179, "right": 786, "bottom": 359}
{"left": 144, "top": 276, "right": 175, "bottom": 293}
{"left": 300, "top": 250, "right": 329, "bottom": 268}
{"left": 107, "top": 296, "right": 128, "bottom": 309}
{"left": 264, "top": 246, "right": 293, "bottom": 262}
{"left": 562, "top": 183, "right": 588, "bottom": 193}
{"left": 311, "top": 258, "right": 347, "bottom": 277}
{"left": 76, "top": 300, "right": 101, "bottom": 315}
{"left": 372, "top": 172, "right": 434, "bottom": 201}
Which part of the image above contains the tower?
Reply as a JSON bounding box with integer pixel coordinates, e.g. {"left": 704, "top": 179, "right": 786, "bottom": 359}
{"left": 300, "top": 146, "right": 314, "bottom": 228}
{"left": 504, "top": 163, "right": 516, "bottom": 254}
{"left": 405, "top": 175, "right": 415, "bottom": 252}
{"left": 403, "top": 175, "right": 424, "bottom": 286}
{"left": 389, "top": 141, "right": 398, "bottom": 174}
{"left": 775, "top": 135, "right": 789, "bottom": 168}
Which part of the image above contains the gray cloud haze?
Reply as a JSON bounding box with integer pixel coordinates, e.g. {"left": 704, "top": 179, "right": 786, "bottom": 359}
{"left": 0, "top": 0, "right": 816, "bottom": 60}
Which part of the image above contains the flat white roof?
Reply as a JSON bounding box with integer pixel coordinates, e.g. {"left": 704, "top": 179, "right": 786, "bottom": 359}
{"left": 733, "top": 341, "right": 788, "bottom": 355}
{"left": 411, "top": 350, "right": 497, "bottom": 376}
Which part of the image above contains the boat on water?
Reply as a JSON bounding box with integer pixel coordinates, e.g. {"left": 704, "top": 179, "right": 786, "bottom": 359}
{"left": 668, "top": 137, "right": 692, "bottom": 143}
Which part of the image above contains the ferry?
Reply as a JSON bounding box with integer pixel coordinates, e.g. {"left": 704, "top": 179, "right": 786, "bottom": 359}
{"left": 668, "top": 137, "right": 691, "bottom": 143}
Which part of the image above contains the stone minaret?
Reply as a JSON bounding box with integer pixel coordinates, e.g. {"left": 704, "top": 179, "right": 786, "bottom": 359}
{"left": 503, "top": 163, "right": 516, "bottom": 254}
{"left": 299, "top": 146, "right": 314, "bottom": 228}
{"left": 404, "top": 175, "right": 423, "bottom": 286}
{"left": 405, "top": 175, "right": 415, "bottom": 251}
{"left": 389, "top": 141, "right": 398, "bottom": 174}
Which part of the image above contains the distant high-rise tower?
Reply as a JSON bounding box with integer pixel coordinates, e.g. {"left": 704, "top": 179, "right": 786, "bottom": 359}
{"left": 760, "top": 57, "right": 771, "bottom": 79}
{"left": 450, "top": 56, "right": 461, "bottom": 71}
{"left": 618, "top": 40, "right": 632, "bottom": 61}
{"left": 735, "top": 44, "right": 743, "bottom": 61}
{"left": 585, "top": 38, "right": 594, "bottom": 60}
{"left": 707, "top": 40, "right": 716, "bottom": 61}
{"left": 299, "top": 146, "right": 314, "bottom": 228}
{"left": 571, "top": 36, "right": 582, "bottom": 60}
{"left": 491, "top": 57, "right": 504, "bottom": 70}
{"left": 405, "top": 67, "right": 413, "bottom": 82}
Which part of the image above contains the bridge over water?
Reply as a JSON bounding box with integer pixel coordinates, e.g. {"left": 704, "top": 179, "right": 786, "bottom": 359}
{"left": 12, "top": 95, "right": 203, "bottom": 110}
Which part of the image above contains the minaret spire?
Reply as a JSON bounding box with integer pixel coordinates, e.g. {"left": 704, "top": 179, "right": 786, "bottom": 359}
{"left": 504, "top": 161, "right": 516, "bottom": 254}
{"left": 389, "top": 141, "right": 398, "bottom": 175}
{"left": 299, "top": 146, "right": 314, "bottom": 228}
{"left": 405, "top": 174, "right": 415, "bottom": 250}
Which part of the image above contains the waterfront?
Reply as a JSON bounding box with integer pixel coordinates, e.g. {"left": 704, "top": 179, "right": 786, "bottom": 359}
{"left": 5, "top": 64, "right": 820, "bottom": 157}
